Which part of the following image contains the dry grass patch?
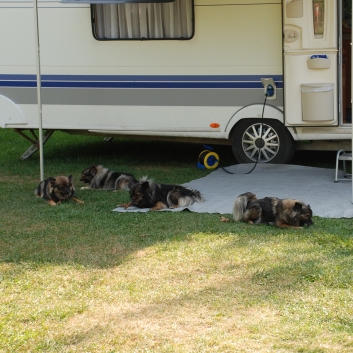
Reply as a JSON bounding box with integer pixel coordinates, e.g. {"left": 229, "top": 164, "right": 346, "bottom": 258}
{"left": 2, "top": 229, "right": 353, "bottom": 352}
{"left": 65, "top": 302, "right": 281, "bottom": 352}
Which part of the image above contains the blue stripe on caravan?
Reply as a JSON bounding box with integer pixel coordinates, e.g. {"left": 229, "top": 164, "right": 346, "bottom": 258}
{"left": 0, "top": 74, "right": 284, "bottom": 89}
{"left": 0, "top": 81, "right": 36, "bottom": 87}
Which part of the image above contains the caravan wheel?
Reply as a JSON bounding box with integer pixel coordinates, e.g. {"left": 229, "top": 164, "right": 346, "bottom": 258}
{"left": 231, "top": 119, "right": 296, "bottom": 164}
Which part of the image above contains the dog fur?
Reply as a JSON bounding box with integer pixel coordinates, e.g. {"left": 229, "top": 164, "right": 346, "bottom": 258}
{"left": 80, "top": 165, "right": 137, "bottom": 191}
{"left": 121, "top": 177, "right": 204, "bottom": 210}
{"left": 232, "top": 192, "right": 313, "bottom": 228}
{"left": 35, "top": 175, "right": 84, "bottom": 206}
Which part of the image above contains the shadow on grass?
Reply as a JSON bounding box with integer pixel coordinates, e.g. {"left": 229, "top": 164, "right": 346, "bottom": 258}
{"left": 291, "top": 150, "right": 338, "bottom": 169}
{"left": 24, "top": 132, "right": 237, "bottom": 167}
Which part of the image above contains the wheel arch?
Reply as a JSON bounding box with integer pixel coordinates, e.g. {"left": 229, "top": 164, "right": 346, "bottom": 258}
{"left": 0, "top": 94, "right": 27, "bottom": 128}
{"left": 226, "top": 104, "right": 296, "bottom": 141}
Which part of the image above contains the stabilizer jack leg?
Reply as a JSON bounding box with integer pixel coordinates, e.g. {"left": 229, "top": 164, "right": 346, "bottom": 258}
{"left": 14, "top": 129, "right": 55, "bottom": 160}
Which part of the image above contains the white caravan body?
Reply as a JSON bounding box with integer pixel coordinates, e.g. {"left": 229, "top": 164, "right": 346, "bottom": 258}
{"left": 0, "top": 0, "right": 351, "bottom": 163}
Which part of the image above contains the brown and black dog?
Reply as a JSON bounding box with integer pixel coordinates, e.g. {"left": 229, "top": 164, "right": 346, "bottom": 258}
{"left": 80, "top": 165, "right": 137, "bottom": 191}
{"left": 35, "top": 175, "right": 84, "bottom": 206}
{"left": 121, "top": 177, "right": 204, "bottom": 210}
{"left": 232, "top": 192, "right": 313, "bottom": 228}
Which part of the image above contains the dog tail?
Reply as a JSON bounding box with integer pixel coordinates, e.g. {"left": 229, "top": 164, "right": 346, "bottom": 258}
{"left": 190, "top": 189, "right": 204, "bottom": 204}
{"left": 34, "top": 180, "right": 45, "bottom": 198}
{"left": 233, "top": 192, "right": 256, "bottom": 222}
{"left": 34, "top": 186, "right": 41, "bottom": 198}
{"left": 139, "top": 175, "right": 151, "bottom": 182}
{"left": 174, "top": 188, "right": 205, "bottom": 207}
{"left": 116, "top": 174, "right": 138, "bottom": 190}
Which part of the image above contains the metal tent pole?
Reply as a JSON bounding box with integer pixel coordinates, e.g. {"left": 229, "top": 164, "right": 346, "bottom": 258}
{"left": 33, "top": 0, "right": 44, "bottom": 181}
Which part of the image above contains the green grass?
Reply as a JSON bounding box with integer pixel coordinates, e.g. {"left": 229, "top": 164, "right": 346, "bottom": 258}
{"left": 0, "top": 129, "right": 353, "bottom": 353}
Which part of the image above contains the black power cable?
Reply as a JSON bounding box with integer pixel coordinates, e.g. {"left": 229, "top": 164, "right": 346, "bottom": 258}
{"left": 220, "top": 87, "right": 272, "bottom": 175}
{"left": 245, "top": 92, "right": 269, "bottom": 174}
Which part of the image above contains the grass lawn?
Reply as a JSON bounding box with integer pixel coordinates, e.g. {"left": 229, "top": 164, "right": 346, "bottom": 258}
{"left": 0, "top": 128, "right": 353, "bottom": 353}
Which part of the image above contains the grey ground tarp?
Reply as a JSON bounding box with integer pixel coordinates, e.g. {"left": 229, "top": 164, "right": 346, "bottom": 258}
{"left": 112, "top": 164, "right": 353, "bottom": 218}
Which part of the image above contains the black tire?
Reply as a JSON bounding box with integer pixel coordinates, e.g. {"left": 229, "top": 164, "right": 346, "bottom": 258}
{"left": 231, "top": 119, "right": 296, "bottom": 164}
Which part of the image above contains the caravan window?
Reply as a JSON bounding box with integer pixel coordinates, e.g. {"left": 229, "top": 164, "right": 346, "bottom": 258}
{"left": 92, "top": 0, "right": 194, "bottom": 40}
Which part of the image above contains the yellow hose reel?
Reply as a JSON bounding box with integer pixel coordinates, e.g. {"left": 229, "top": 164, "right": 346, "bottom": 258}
{"left": 197, "top": 148, "right": 219, "bottom": 170}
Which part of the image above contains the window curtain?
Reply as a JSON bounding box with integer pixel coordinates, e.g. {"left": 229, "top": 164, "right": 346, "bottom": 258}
{"left": 93, "top": 0, "right": 193, "bottom": 39}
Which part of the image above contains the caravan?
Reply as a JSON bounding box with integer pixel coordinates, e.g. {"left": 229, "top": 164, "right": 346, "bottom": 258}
{"left": 0, "top": 0, "right": 351, "bottom": 163}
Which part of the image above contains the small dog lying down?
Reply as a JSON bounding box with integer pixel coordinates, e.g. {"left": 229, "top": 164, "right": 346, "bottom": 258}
{"left": 121, "top": 177, "right": 204, "bottom": 210}
{"left": 35, "top": 175, "right": 84, "bottom": 206}
{"left": 233, "top": 192, "right": 313, "bottom": 228}
{"left": 80, "top": 165, "right": 137, "bottom": 191}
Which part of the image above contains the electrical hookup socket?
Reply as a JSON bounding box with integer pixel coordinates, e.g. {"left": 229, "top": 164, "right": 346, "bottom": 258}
{"left": 261, "top": 78, "right": 276, "bottom": 100}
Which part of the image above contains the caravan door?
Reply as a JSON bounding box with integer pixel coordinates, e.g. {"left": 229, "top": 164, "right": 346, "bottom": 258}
{"left": 283, "top": 0, "right": 338, "bottom": 126}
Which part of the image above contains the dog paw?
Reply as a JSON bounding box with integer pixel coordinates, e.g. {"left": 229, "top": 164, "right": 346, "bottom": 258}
{"left": 220, "top": 216, "right": 230, "bottom": 222}
{"left": 120, "top": 202, "right": 132, "bottom": 210}
{"left": 72, "top": 198, "right": 84, "bottom": 204}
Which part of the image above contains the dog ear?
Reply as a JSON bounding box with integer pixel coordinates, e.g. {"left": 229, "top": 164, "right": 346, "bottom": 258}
{"left": 141, "top": 181, "right": 150, "bottom": 190}
{"left": 294, "top": 202, "right": 303, "bottom": 212}
{"left": 49, "top": 177, "right": 56, "bottom": 186}
{"left": 68, "top": 175, "right": 73, "bottom": 182}
{"left": 89, "top": 166, "right": 97, "bottom": 174}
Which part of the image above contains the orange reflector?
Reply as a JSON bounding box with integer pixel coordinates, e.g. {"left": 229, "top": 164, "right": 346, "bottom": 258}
{"left": 210, "top": 123, "right": 220, "bottom": 128}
